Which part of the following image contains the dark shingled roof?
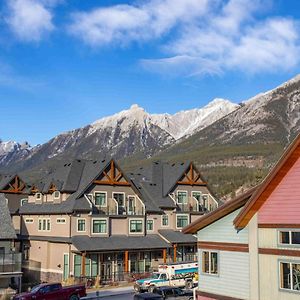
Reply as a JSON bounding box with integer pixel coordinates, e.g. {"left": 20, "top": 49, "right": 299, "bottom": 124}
{"left": 0, "top": 194, "right": 17, "bottom": 239}
{"left": 129, "top": 160, "right": 220, "bottom": 212}
{"left": 158, "top": 229, "right": 197, "bottom": 244}
{"left": 20, "top": 197, "right": 91, "bottom": 214}
{"left": 0, "top": 174, "right": 15, "bottom": 190}
{"left": 72, "top": 234, "right": 171, "bottom": 252}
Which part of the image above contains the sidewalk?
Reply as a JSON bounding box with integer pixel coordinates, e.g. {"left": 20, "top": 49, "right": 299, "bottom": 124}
{"left": 83, "top": 286, "right": 134, "bottom": 299}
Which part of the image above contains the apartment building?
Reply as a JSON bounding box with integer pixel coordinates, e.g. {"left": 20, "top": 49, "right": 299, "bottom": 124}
{"left": 19, "top": 158, "right": 220, "bottom": 283}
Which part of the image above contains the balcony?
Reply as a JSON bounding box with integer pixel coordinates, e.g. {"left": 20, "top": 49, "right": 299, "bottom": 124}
{"left": 0, "top": 252, "right": 22, "bottom": 274}
{"left": 88, "top": 195, "right": 145, "bottom": 216}
{"left": 170, "top": 194, "right": 218, "bottom": 213}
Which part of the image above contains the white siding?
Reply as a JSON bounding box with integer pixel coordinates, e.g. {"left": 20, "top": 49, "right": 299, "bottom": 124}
{"left": 197, "top": 208, "right": 248, "bottom": 243}
{"left": 199, "top": 250, "right": 250, "bottom": 299}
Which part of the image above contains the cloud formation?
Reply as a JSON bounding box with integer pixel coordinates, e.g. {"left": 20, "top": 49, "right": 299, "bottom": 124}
{"left": 69, "top": 0, "right": 300, "bottom": 75}
{"left": 5, "top": 0, "right": 55, "bottom": 42}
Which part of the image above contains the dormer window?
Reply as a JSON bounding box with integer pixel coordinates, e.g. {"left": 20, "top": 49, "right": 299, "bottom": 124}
{"left": 53, "top": 191, "right": 61, "bottom": 200}
{"left": 20, "top": 198, "right": 28, "bottom": 206}
{"left": 36, "top": 193, "right": 42, "bottom": 201}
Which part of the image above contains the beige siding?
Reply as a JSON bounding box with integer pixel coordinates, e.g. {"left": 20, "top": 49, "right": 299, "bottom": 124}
{"left": 22, "top": 215, "right": 70, "bottom": 237}
{"left": 110, "top": 218, "right": 128, "bottom": 235}
{"left": 259, "top": 254, "right": 300, "bottom": 300}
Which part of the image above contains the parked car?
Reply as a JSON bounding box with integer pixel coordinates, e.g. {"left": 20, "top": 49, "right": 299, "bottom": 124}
{"left": 133, "top": 292, "right": 163, "bottom": 300}
{"left": 153, "top": 286, "right": 193, "bottom": 300}
{"left": 12, "top": 282, "right": 86, "bottom": 300}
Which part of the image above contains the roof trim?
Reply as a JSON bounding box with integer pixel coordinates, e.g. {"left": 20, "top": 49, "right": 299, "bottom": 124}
{"left": 234, "top": 134, "right": 300, "bottom": 229}
{"left": 183, "top": 187, "right": 257, "bottom": 234}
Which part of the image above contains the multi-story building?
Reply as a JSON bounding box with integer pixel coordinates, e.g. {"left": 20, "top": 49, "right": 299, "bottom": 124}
{"left": 0, "top": 194, "right": 22, "bottom": 295}
{"left": 19, "top": 158, "right": 220, "bottom": 283}
{"left": 184, "top": 134, "right": 300, "bottom": 300}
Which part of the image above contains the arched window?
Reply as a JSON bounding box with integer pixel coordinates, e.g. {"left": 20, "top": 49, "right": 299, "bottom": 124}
{"left": 20, "top": 198, "right": 28, "bottom": 206}
{"left": 53, "top": 191, "right": 60, "bottom": 199}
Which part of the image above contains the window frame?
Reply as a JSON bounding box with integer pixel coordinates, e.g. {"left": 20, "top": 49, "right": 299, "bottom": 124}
{"left": 91, "top": 218, "right": 108, "bottom": 235}
{"left": 177, "top": 190, "right": 188, "bottom": 204}
{"left": 38, "top": 218, "right": 51, "bottom": 232}
{"left": 25, "top": 218, "right": 34, "bottom": 224}
{"left": 278, "top": 230, "right": 300, "bottom": 248}
{"left": 129, "top": 219, "right": 144, "bottom": 234}
{"left": 176, "top": 214, "right": 189, "bottom": 229}
{"left": 56, "top": 218, "right": 66, "bottom": 224}
{"left": 93, "top": 191, "right": 107, "bottom": 207}
{"left": 146, "top": 219, "right": 154, "bottom": 232}
{"left": 161, "top": 215, "right": 169, "bottom": 227}
{"left": 36, "top": 193, "right": 42, "bottom": 201}
{"left": 77, "top": 218, "right": 86, "bottom": 233}
{"left": 201, "top": 250, "right": 219, "bottom": 276}
{"left": 20, "top": 198, "right": 28, "bottom": 206}
{"left": 53, "top": 191, "right": 61, "bottom": 200}
{"left": 278, "top": 259, "right": 300, "bottom": 293}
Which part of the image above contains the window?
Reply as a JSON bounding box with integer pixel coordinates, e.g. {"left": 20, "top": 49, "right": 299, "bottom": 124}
{"left": 94, "top": 192, "right": 107, "bottom": 206}
{"left": 53, "top": 191, "right": 60, "bottom": 199}
{"left": 74, "top": 254, "right": 82, "bottom": 277}
{"left": 77, "top": 219, "right": 86, "bottom": 232}
{"left": 176, "top": 215, "right": 189, "bottom": 228}
{"left": 38, "top": 218, "right": 51, "bottom": 231}
{"left": 130, "top": 220, "right": 143, "bottom": 233}
{"left": 177, "top": 191, "right": 188, "bottom": 204}
{"left": 192, "top": 191, "right": 201, "bottom": 201}
{"left": 147, "top": 219, "right": 154, "bottom": 231}
{"left": 25, "top": 218, "right": 34, "bottom": 224}
{"left": 202, "top": 251, "right": 218, "bottom": 275}
{"left": 56, "top": 218, "right": 66, "bottom": 224}
{"left": 21, "top": 198, "right": 28, "bottom": 206}
{"left": 36, "top": 193, "right": 42, "bottom": 200}
{"left": 280, "top": 261, "right": 300, "bottom": 292}
{"left": 92, "top": 219, "right": 107, "bottom": 234}
{"left": 162, "top": 215, "right": 169, "bottom": 227}
{"left": 279, "top": 231, "right": 300, "bottom": 245}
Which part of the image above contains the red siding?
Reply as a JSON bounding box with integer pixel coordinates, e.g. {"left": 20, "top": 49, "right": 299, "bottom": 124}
{"left": 258, "top": 156, "right": 300, "bottom": 224}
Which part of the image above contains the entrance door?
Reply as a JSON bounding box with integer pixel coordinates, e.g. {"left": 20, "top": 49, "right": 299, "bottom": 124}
{"left": 113, "top": 193, "right": 125, "bottom": 215}
{"left": 192, "top": 192, "right": 201, "bottom": 211}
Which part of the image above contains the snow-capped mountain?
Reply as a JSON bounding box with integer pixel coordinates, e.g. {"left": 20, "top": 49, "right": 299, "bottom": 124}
{"left": 151, "top": 98, "right": 239, "bottom": 139}
{"left": 0, "top": 98, "right": 238, "bottom": 172}
{"left": 159, "top": 74, "right": 300, "bottom": 161}
{"left": 0, "top": 140, "right": 32, "bottom": 168}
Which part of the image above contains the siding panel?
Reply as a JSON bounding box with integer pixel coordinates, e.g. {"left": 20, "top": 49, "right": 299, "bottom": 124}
{"left": 198, "top": 251, "right": 250, "bottom": 300}
{"left": 258, "top": 156, "right": 300, "bottom": 224}
{"left": 197, "top": 209, "right": 248, "bottom": 244}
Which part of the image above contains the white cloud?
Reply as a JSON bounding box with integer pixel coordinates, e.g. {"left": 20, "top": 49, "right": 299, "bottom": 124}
{"left": 68, "top": 0, "right": 211, "bottom": 46}
{"left": 5, "top": 0, "right": 55, "bottom": 42}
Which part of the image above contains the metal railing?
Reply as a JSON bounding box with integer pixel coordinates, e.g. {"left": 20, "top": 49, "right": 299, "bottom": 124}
{"left": 0, "top": 252, "right": 22, "bottom": 273}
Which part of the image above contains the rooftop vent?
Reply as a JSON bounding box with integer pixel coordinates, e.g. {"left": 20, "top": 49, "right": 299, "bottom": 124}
{"left": 93, "top": 161, "right": 97, "bottom": 164}
{"left": 101, "top": 159, "right": 106, "bottom": 163}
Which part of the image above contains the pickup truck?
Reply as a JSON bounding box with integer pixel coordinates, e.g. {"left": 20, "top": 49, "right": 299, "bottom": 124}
{"left": 12, "top": 282, "right": 86, "bottom": 300}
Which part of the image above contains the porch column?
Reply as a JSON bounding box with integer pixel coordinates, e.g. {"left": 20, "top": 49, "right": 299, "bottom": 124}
{"left": 124, "top": 251, "right": 129, "bottom": 273}
{"left": 81, "top": 252, "right": 86, "bottom": 277}
{"left": 173, "top": 244, "right": 177, "bottom": 263}
{"left": 163, "top": 249, "right": 167, "bottom": 264}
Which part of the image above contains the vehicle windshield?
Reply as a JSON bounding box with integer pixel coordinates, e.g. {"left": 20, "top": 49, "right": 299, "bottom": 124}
{"left": 30, "top": 285, "right": 40, "bottom": 293}
{"left": 151, "top": 273, "right": 160, "bottom": 279}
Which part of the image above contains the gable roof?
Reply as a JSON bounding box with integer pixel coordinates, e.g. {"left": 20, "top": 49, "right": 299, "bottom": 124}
{"left": 234, "top": 134, "right": 300, "bottom": 229}
{"left": 183, "top": 187, "right": 257, "bottom": 234}
{"left": 130, "top": 160, "right": 221, "bottom": 212}
{"left": 0, "top": 194, "right": 17, "bottom": 239}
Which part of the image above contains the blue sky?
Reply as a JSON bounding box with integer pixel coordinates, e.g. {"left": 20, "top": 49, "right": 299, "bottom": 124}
{"left": 1, "top": 0, "right": 300, "bottom": 145}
